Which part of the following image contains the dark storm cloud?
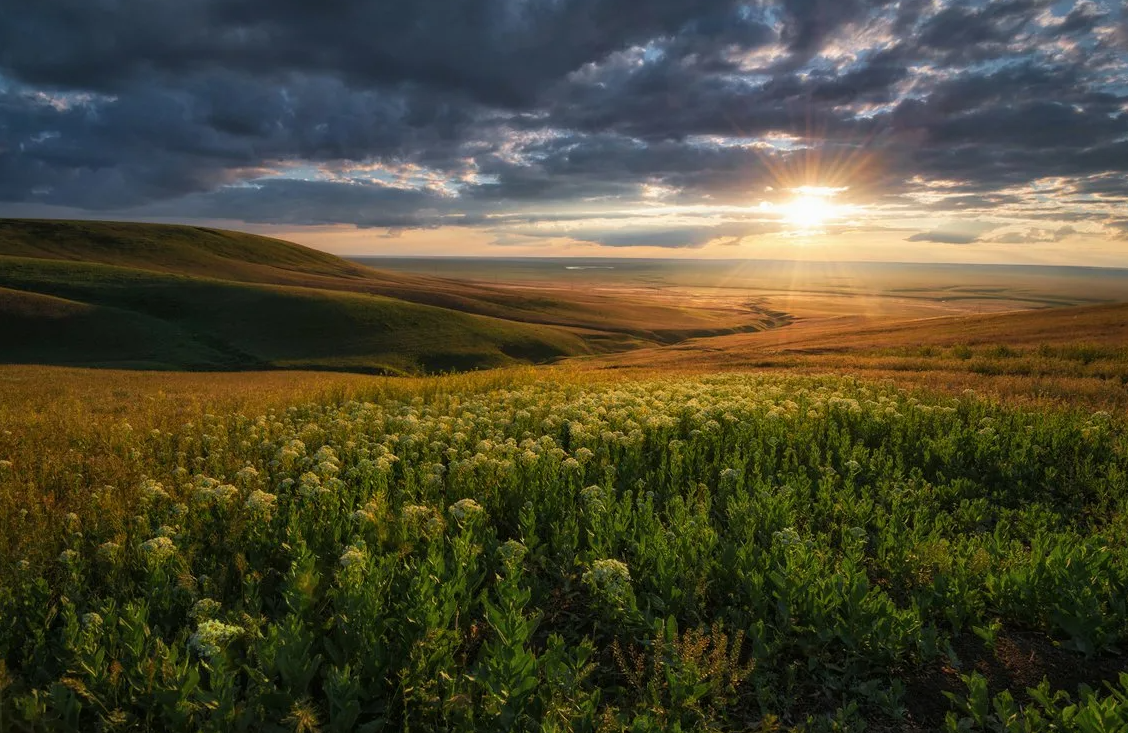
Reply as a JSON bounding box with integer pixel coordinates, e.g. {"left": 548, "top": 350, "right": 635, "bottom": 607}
{"left": 1, "top": 0, "right": 1127, "bottom": 244}
{"left": 0, "top": 0, "right": 742, "bottom": 106}
{"left": 149, "top": 177, "right": 479, "bottom": 229}
{"left": 917, "top": 0, "right": 1044, "bottom": 53}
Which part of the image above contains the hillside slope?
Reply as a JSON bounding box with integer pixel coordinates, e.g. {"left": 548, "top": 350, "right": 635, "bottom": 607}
{"left": 0, "top": 219, "right": 371, "bottom": 282}
{"left": 0, "top": 248, "right": 593, "bottom": 373}
{"left": 0, "top": 219, "right": 779, "bottom": 343}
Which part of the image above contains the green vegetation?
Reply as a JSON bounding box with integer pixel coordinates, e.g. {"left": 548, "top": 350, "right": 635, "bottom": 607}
{"left": 0, "top": 220, "right": 781, "bottom": 351}
{"left": 2, "top": 373, "right": 1127, "bottom": 731}
{"left": 0, "top": 236, "right": 595, "bottom": 373}
{"left": 0, "top": 219, "right": 372, "bottom": 282}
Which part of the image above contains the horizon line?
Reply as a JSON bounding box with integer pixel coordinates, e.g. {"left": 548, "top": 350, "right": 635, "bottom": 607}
{"left": 345, "top": 254, "right": 1128, "bottom": 273}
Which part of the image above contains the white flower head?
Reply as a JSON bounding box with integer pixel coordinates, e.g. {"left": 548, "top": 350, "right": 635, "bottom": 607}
{"left": 402, "top": 504, "right": 432, "bottom": 523}
{"left": 140, "top": 478, "right": 169, "bottom": 502}
{"left": 235, "top": 466, "right": 260, "bottom": 484}
{"left": 140, "top": 535, "right": 177, "bottom": 563}
{"left": 298, "top": 472, "right": 321, "bottom": 496}
{"left": 339, "top": 544, "right": 366, "bottom": 569}
{"left": 245, "top": 489, "right": 277, "bottom": 515}
{"left": 97, "top": 541, "right": 121, "bottom": 561}
{"left": 579, "top": 485, "right": 607, "bottom": 511}
{"left": 497, "top": 539, "right": 528, "bottom": 568}
{"left": 448, "top": 498, "right": 485, "bottom": 523}
{"left": 583, "top": 559, "right": 633, "bottom": 610}
{"left": 190, "top": 598, "right": 222, "bottom": 621}
{"left": 189, "top": 619, "right": 242, "bottom": 658}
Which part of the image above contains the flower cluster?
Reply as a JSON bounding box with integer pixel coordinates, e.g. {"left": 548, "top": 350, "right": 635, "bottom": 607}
{"left": 448, "top": 498, "right": 485, "bottom": 523}
{"left": 245, "top": 489, "right": 277, "bottom": 515}
{"left": 140, "top": 536, "right": 176, "bottom": 563}
{"left": 189, "top": 620, "right": 242, "bottom": 658}
{"left": 339, "top": 543, "right": 366, "bottom": 569}
{"left": 583, "top": 559, "right": 633, "bottom": 611}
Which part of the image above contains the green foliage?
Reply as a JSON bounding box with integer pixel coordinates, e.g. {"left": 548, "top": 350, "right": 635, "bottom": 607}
{"left": 944, "top": 672, "right": 1128, "bottom": 732}
{"left": 2, "top": 374, "right": 1128, "bottom": 730}
{"left": 0, "top": 256, "right": 590, "bottom": 372}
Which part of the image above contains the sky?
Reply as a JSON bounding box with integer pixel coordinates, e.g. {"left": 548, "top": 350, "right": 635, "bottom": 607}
{"left": 1, "top": 0, "right": 1127, "bottom": 264}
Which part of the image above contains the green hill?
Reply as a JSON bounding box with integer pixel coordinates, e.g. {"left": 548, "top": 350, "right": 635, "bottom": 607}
{"left": 0, "top": 219, "right": 779, "bottom": 345}
{"left": 0, "top": 219, "right": 372, "bottom": 283}
{"left": 0, "top": 223, "right": 595, "bottom": 373}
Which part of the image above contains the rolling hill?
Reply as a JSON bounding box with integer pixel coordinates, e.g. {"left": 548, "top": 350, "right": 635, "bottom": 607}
{"left": 0, "top": 219, "right": 782, "bottom": 346}
{"left": 0, "top": 221, "right": 606, "bottom": 372}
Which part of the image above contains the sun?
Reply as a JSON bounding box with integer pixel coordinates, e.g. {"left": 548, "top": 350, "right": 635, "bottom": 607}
{"left": 779, "top": 187, "right": 844, "bottom": 231}
{"left": 783, "top": 194, "right": 835, "bottom": 229}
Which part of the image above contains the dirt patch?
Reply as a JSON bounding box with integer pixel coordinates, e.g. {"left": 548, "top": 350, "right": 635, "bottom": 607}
{"left": 902, "top": 630, "right": 1127, "bottom": 730}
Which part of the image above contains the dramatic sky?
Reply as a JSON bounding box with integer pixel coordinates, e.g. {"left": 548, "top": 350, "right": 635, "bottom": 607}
{"left": 1, "top": 0, "right": 1127, "bottom": 263}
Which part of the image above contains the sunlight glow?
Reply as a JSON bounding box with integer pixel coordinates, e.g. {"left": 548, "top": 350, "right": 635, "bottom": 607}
{"left": 780, "top": 187, "right": 846, "bottom": 231}
{"left": 783, "top": 195, "right": 834, "bottom": 229}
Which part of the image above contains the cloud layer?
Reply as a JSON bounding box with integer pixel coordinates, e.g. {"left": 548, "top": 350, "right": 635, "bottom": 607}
{"left": 1, "top": 0, "right": 1126, "bottom": 251}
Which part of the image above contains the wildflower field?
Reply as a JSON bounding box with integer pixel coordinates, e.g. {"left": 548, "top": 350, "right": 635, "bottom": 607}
{"left": 2, "top": 372, "right": 1128, "bottom": 731}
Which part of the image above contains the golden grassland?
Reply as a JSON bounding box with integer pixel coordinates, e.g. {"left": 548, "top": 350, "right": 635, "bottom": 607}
{"left": 6, "top": 299, "right": 1128, "bottom": 553}
{"left": 4, "top": 313, "right": 1127, "bottom": 575}
{"left": 0, "top": 365, "right": 609, "bottom": 568}
{"left": 583, "top": 302, "right": 1128, "bottom": 408}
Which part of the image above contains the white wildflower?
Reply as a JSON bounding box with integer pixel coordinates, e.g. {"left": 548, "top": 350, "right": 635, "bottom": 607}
{"left": 235, "top": 466, "right": 259, "bottom": 484}
{"left": 140, "top": 478, "right": 169, "bottom": 502}
{"left": 189, "top": 598, "right": 222, "bottom": 621}
{"left": 189, "top": 619, "right": 242, "bottom": 658}
{"left": 580, "top": 485, "right": 607, "bottom": 510}
{"left": 96, "top": 541, "right": 121, "bottom": 561}
{"left": 448, "top": 498, "right": 485, "bottom": 523}
{"left": 245, "top": 489, "right": 277, "bottom": 514}
{"left": 140, "top": 536, "right": 177, "bottom": 563}
{"left": 497, "top": 539, "right": 527, "bottom": 568}
{"left": 583, "top": 559, "right": 633, "bottom": 609}
{"left": 339, "top": 544, "right": 366, "bottom": 569}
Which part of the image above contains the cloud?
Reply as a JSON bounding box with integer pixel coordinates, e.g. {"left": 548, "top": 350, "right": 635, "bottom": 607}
{"left": 0, "top": 0, "right": 1126, "bottom": 249}
{"left": 905, "top": 220, "right": 1001, "bottom": 244}
{"left": 555, "top": 221, "right": 783, "bottom": 248}
{"left": 905, "top": 231, "right": 981, "bottom": 244}
{"left": 985, "top": 226, "right": 1076, "bottom": 244}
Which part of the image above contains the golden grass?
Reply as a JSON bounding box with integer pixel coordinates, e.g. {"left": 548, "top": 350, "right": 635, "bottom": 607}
{"left": 582, "top": 302, "right": 1128, "bottom": 409}
{"left": 5, "top": 301, "right": 1128, "bottom": 576}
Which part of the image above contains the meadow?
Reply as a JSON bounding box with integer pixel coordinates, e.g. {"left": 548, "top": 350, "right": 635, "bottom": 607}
{"left": 5, "top": 221, "right": 1128, "bottom": 732}
{"left": 2, "top": 368, "right": 1128, "bottom": 731}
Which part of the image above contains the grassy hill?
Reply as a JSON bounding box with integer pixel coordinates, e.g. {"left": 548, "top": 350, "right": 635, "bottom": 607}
{"left": 0, "top": 219, "right": 780, "bottom": 345}
{"left": 0, "top": 222, "right": 599, "bottom": 372}
{"left": 0, "top": 219, "right": 372, "bottom": 282}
